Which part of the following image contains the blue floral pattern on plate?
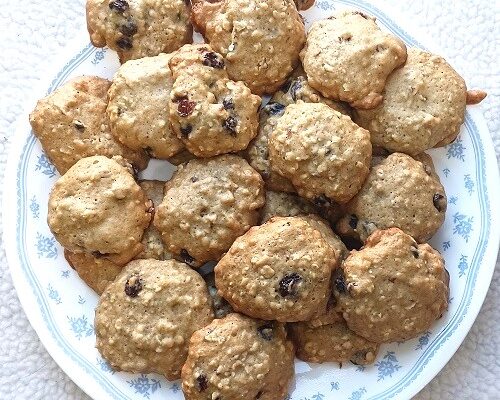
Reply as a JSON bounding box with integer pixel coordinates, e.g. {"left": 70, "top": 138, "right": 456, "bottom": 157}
{"left": 4, "top": 1, "right": 498, "bottom": 400}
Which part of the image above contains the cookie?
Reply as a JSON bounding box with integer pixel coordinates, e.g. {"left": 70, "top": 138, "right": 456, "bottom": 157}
{"left": 244, "top": 68, "right": 351, "bottom": 193}
{"left": 181, "top": 313, "right": 294, "bottom": 400}
{"left": 48, "top": 156, "right": 152, "bottom": 265}
{"left": 215, "top": 216, "right": 338, "bottom": 322}
{"left": 289, "top": 311, "right": 379, "bottom": 365}
{"left": 154, "top": 155, "right": 265, "bottom": 267}
{"left": 64, "top": 250, "right": 123, "bottom": 295}
{"left": 355, "top": 48, "right": 474, "bottom": 155}
{"left": 191, "top": 0, "right": 306, "bottom": 94}
{"left": 95, "top": 259, "right": 214, "bottom": 379}
{"left": 269, "top": 102, "right": 372, "bottom": 204}
{"left": 300, "top": 10, "right": 407, "bottom": 109}
{"left": 260, "top": 190, "right": 317, "bottom": 224}
{"left": 168, "top": 44, "right": 261, "bottom": 157}
{"left": 335, "top": 228, "right": 449, "bottom": 343}
{"left": 29, "top": 76, "right": 148, "bottom": 174}
{"left": 86, "top": 0, "right": 192, "bottom": 63}
{"left": 107, "top": 53, "right": 184, "bottom": 159}
{"left": 204, "top": 272, "right": 233, "bottom": 319}
{"left": 336, "top": 153, "right": 447, "bottom": 243}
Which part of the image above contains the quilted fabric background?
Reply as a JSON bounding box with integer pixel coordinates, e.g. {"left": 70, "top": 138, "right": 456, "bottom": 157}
{"left": 0, "top": 0, "right": 498, "bottom": 399}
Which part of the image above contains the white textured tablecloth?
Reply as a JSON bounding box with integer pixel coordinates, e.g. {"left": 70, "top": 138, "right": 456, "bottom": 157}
{"left": 0, "top": 1, "right": 498, "bottom": 399}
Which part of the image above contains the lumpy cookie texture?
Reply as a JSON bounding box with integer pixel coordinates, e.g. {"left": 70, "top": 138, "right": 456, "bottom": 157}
{"left": 154, "top": 155, "right": 265, "bottom": 266}
{"left": 181, "top": 313, "right": 294, "bottom": 400}
{"left": 168, "top": 44, "right": 261, "bottom": 157}
{"left": 269, "top": 102, "right": 372, "bottom": 204}
{"left": 245, "top": 68, "right": 351, "bottom": 193}
{"left": 355, "top": 48, "right": 468, "bottom": 155}
{"left": 336, "top": 228, "right": 449, "bottom": 343}
{"left": 301, "top": 10, "right": 407, "bottom": 109}
{"left": 48, "top": 156, "right": 152, "bottom": 264}
{"left": 86, "top": 0, "right": 192, "bottom": 62}
{"left": 289, "top": 311, "right": 379, "bottom": 364}
{"left": 95, "top": 259, "right": 214, "bottom": 380}
{"left": 191, "top": 0, "right": 306, "bottom": 94}
{"left": 29, "top": 76, "right": 148, "bottom": 174}
{"left": 215, "top": 216, "right": 337, "bottom": 322}
{"left": 336, "top": 153, "right": 447, "bottom": 243}
{"left": 107, "top": 53, "right": 184, "bottom": 159}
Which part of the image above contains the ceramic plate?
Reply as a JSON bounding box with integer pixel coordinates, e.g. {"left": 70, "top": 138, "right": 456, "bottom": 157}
{"left": 3, "top": 1, "right": 500, "bottom": 399}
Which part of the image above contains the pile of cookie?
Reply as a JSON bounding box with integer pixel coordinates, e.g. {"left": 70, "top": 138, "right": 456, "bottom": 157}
{"left": 29, "top": 1, "right": 486, "bottom": 399}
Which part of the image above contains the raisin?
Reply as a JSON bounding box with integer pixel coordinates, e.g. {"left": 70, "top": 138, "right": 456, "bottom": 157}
{"left": 349, "top": 214, "right": 358, "bottom": 230}
{"left": 203, "top": 52, "right": 224, "bottom": 69}
{"left": 73, "top": 120, "right": 85, "bottom": 131}
{"left": 180, "top": 249, "right": 196, "bottom": 266}
{"left": 257, "top": 322, "right": 274, "bottom": 341}
{"left": 222, "top": 116, "right": 237, "bottom": 136}
{"left": 180, "top": 124, "right": 192, "bottom": 137}
{"left": 433, "top": 193, "right": 446, "bottom": 212}
{"left": 264, "top": 102, "right": 286, "bottom": 116}
{"left": 222, "top": 97, "right": 234, "bottom": 110}
{"left": 256, "top": 391, "right": 263, "bottom": 399}
{"left": 116, "top": 36, "right": 133, "bottom": 50}
{"left": 334, "top": 270, "right": 347, "bottom": 294}
{"left": 289, "top": 79, "right": 301, "bottom": 101}
{"left": 190, "top": 176, "right": 198, "bottom": 183}
{"left": 410, "top": 246, "right": 419, "bottom": 258}
{"left": 124, "top": 273, "right": 143, "bottom": 297}
{"left": 109, "top": 0, "right": 129, "bottom": 13}
{"left": 120, "top": 20, "right": 137, "bottom": 36}
{"left": 195, "top": 374, "right": 208, "bottom": 392}
{"left": 278, "top": 273, "right": 302, "bottom": 297}
{"left": 177, "top": 99, "right": 196, "bottom": 117}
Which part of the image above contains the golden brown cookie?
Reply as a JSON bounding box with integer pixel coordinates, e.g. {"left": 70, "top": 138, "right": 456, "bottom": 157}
{"left": 29, "top": 76, "right": 148, "bottom": 174}
{"left": 336, "top": 153, "right": 446, "bottom": 243}
{"left": 335, "top": 228, "right": 449, "bottom": 343}
{"left": 168, "top": 44, "right": 261, "bottom": 157}
{"left": 95, "top": 259, "right": 214, "bottom": 379}
{"left": 215, "top": 216, "right": 338, "bottom": 322}
{"left": 181, "top": 313, "right": 294, "bottom": 400}
{"left": 191, "top": 0, "right": 306, "bottom": 94}
{"left": 47, "top": 156, "right": 152, "bottom": 265}
{"left": 154, "top": 155, "right": 265, "bottom": 267}
{"left": 86, "top": 0, "right": 192, "bottom": 63}
{"left": 107, "top": 53, "right": 185, "bottom": 159}
{"left": 269, "top": 102, "right": 372, "bottom": 203}
{"left": 301, "top": 10, "right": 407, "bottom": 109}
{"left": 355, "top": 48, "right": 474, "bottom": 155}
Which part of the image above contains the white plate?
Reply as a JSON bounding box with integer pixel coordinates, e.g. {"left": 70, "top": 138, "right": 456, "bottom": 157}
{"left": 3, "top": 1, "right": 500, "bottom": 399}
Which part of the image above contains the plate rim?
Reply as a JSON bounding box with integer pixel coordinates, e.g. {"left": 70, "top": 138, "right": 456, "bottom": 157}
{"left": 3, "top": 1, "right": 500, "bottom": 400}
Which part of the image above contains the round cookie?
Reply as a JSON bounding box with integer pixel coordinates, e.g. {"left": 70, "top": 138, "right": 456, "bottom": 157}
{"left": 107, "top": 53, "right": 184, "bottom": 159}
{"left": 48, "top": 156, "right": 152, "bottom": 265}
{"left": 336, "top": 153, "right": 447, "bottom": 243}
{"left": 86, "top": 0, "right": 192, "bottom": 63}
{"left": 64, "top": 250, "right": 123, "bottom": 295}
{"left": 181, "top": 313, "right": 294, "bottom": 400}
{"left": 269, "top": 102, "right": 372, "bottom": 204}
{"left": 289, "top": 311, "right": 379, "bottom": 365}
{"left": 215, "top": 216, "right": 338, "bottom": 322}
{"left": 260, "top": 190, "right": 317, "bottom": 224}
{"left": 204, "top": 272, "right": 234, "bottom": 319}
{"left": 168, "top": 44, "right": 261, "bottom": 157}
{"left": 300, "top": 10, "right": 407, "bottom": 109}
{"left": 245, "top": 68, "right": 351, "bottom": 193}
{"left": 29, "top": 76, "right": 148, "bottom": 174}
{"left": 154, "top": 155, "right": 265, "bottom": 267}
{"left": 355, "top": 48, "right": 469, "bottom": 155}
{"left": 335, "top": 228, "right": 449, "bottom": 343}
{"left": 95, "top": 259, "right": 214, "bottom": 379}
{"left": 191, "top": 0, "right": 306, "bottom": 94}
